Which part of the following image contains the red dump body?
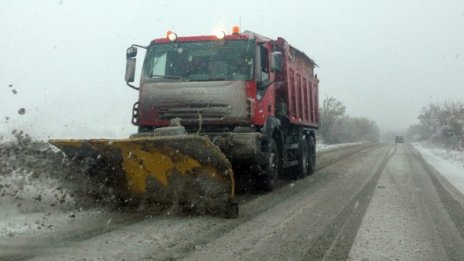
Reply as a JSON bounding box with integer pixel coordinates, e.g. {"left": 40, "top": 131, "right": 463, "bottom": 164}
{"left": 280, "top": 40, "right": 319, "bottom": 127}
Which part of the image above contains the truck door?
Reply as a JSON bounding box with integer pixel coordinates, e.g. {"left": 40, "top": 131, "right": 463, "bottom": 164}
{"left": 257, "top": 44, "right": 270, "bottom": 97}
{"left": 255, "top": 43, "right": 276, "bottom": 125}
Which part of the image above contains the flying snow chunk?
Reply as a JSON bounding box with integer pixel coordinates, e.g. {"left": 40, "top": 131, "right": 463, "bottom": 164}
{"left": 18, "top": 108, "right": 26, "bottom": 115}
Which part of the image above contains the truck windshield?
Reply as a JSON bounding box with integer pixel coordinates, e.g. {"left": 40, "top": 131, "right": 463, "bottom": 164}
{"left": 144, "top": 40, "right": 254, "bottom": 81}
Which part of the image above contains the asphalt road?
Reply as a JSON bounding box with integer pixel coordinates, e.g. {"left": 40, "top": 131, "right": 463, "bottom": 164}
{"left": 2, "top": 143, "right": 464, "bottom": 260}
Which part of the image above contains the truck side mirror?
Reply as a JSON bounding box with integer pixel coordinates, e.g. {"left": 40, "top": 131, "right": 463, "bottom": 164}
{"left": 125, "top": 58, "right": 136, "bottom": 83}
{"left": 126, "top": 46, "right": 137, "bottom": 59}
{"left": 270, "top": 51, "right": 282, "bottom": 72}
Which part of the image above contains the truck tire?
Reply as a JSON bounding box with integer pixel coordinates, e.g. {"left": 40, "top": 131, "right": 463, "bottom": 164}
{"left": 255, "top": 138, "right": 280, "bottom": 191}
{"left": 296, "top": 135, "right": 310, "bottom": 178}
{"left": 308, "top": 135, "right": 316, "bottom": 175}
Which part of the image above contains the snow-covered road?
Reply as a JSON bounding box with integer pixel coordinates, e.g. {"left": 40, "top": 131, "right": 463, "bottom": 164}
{"left": 1, "top": 142, "right": 464, "bottom": 260}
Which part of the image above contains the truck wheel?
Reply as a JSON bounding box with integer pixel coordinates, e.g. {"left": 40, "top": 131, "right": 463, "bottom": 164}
{"left": 296, "top": 136, "right": 310, "bottom": 178}
{"left": 255, "top": 138, "right": 280, "bottom": 191}
{"left": 308, "top": 136, "right": 316, "bottom": 175}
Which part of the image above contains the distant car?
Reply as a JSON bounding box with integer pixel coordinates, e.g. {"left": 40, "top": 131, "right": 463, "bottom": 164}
{"left": 395, "top": 136, "right": 404, "bottom": 143}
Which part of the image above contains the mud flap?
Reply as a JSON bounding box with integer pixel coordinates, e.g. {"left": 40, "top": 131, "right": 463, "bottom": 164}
{"left": 49, "top": 135, "right": 237, "bottom": 217}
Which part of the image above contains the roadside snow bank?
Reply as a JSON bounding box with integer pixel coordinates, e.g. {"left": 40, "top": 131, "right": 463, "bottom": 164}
{"left": 414, "top": 143, "right": 464, "bottom": 194}
{"left": 316, "top": 142, "right": 361, "bottom": 152}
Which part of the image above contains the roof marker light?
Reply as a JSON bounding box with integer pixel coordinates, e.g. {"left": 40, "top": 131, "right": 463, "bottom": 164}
{"left": 167, "top": 31, "right": 177, "bottom": 41}
{"left": 232, "top": 25, "right": 240, "bottom": 35}
{"left": 216, "top": 31, "right": 226, "bottom": 40}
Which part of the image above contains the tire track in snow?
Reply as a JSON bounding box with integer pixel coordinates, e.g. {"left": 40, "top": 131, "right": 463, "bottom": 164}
{"left": 304, "top": 145, "right": 396, "bottom": 260}
{"left": 409, "top": 145, "right": 464, "bottom": 260}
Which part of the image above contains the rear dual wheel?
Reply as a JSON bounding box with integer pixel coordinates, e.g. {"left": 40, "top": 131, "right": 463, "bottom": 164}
{"left": 296, "top": 135, "right": 315, "bottom": 178}
{"left": 308, "top": 135, "right": 316, "bottom": 174}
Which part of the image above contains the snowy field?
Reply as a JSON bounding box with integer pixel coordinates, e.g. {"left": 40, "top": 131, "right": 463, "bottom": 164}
{"left": 414, "top": 142, "right": 464, "bottom": 194}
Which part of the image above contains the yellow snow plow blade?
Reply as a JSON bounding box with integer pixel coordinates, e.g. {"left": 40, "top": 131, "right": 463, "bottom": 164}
{"left": 49, "top": 135, "right": 237, "bottom": 217}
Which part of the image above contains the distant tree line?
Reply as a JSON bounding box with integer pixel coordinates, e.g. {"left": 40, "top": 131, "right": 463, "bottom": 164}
{"left": 407, "top": 101, "right": 464, "bottom": 150}
{"left": 318, "top": 96, "right": 380, "bottom": 144}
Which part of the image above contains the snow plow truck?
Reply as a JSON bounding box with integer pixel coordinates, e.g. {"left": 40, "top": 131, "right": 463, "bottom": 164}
{"left": 50, "top": 27, "right": 319, "bottom": 218}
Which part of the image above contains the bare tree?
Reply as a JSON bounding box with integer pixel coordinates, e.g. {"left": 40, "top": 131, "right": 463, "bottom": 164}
{"left": 319, "top": 96, "right": 346, "bottom": 143}
{"left": 318, "top": 96, "right": 379, "bottom": 144}
{"left": 414, "top": 101, "right": 464, "bottom": 150}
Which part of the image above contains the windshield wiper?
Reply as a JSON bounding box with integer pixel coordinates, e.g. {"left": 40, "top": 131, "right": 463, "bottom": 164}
{"left": 150, "top": 74, "right": 187, "bottom": 80}
{"left": 193, "top": 77, "right": 226, "bottom": 81}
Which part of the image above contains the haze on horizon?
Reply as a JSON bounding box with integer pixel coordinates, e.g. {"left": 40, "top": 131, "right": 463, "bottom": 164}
{"left": 1, "top": 0, "right": 463, "bottom": 139}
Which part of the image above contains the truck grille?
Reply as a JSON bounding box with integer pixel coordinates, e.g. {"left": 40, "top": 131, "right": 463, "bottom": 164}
{"left": 158, "top": 104, "right": 231, "bottom": 120}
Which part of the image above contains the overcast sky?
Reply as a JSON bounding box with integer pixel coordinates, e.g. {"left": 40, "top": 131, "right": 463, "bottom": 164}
{"left": 1, "top": 0, "right": 463, "bottom": 139}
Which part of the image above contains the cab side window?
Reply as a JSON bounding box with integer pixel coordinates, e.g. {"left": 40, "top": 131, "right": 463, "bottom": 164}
{"left": 260, "top": 45, "right": 270, "bottom": 84}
